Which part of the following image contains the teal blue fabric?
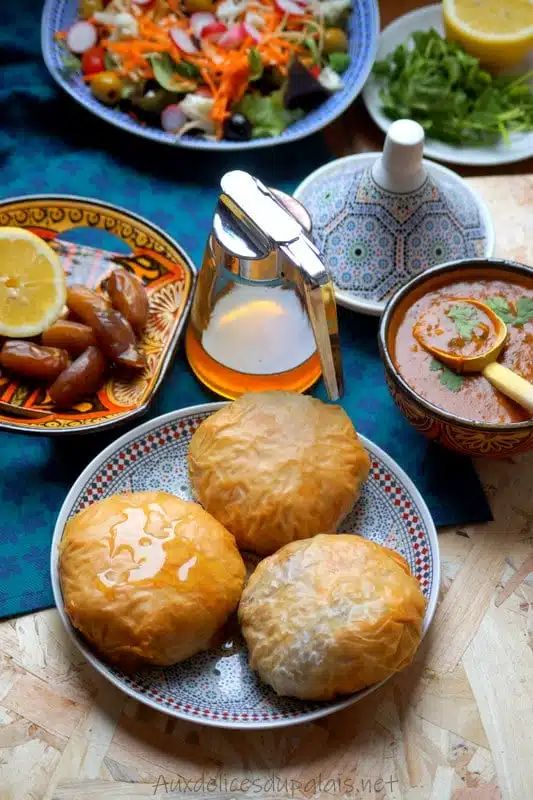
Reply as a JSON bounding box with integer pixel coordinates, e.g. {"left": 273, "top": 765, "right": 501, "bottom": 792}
{"left": 0, "top": 0, "right": 491, "bottom": 619}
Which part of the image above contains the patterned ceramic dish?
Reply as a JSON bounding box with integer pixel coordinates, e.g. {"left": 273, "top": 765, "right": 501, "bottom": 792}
{"left": 362, "top": 4, "right": 533, "bottom": 167}
{"left": 51, "top": 402, "right": 440, "bottom": 729}
{"left": 41, "top": 0, "right": 379, "bottom": 151}
{"left": 0, "top": 196, "right": 195, "bottom": 435}
{"left": 379, "top": 258, "right": 533, "bottom": 458}
{"left": 294, "top": 153, "right": 493, "bottom": 316}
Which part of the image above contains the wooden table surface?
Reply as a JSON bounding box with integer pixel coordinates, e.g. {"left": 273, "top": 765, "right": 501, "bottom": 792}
{"left": 1, "top": 3, "right": 532, "bottom": 800}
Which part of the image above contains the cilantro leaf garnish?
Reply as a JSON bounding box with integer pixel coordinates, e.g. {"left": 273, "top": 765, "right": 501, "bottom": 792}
{"left": 486, "top": 295, "right": 533, "bottom": 327}
{"left": 429, "top": 358, "right": 464, "bottom": 393}
{"left": 248, "top": 48, "right": 263, "bottom": 82}
{"left": 515, "top": 297, "right": 533, "bottom": 327}
{"left": 485, "top": 296, "right": 515, "bottom": 324}
{"left": 446, "top": 303, "right": 479, "bottom": 340}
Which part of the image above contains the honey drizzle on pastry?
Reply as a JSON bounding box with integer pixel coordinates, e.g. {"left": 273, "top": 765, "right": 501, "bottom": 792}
{"left": 98, "top": 503, "right": 184, "bottom": 588}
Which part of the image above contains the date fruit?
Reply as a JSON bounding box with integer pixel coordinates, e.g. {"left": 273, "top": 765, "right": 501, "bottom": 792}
{"left": 49, "top": 346, "right": 107, "bottom": 407}
{"left": 0, "top": 340, "right": 69, "bottom": 381}
{"left": 41, "top": 320, "right": 96, "bottom": 355}
{"left": 107, "top": 268, "right": 149, "bottom": 335}
{"left": 66, "top": 285, "right": 111, "bottom": 320}
{"left": 90, "top": 307, "right": 146, "bottom": 368}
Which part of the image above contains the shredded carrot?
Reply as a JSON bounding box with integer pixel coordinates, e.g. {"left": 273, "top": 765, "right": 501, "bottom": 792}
{"left": 66, "top": 0, "right": 337, "bottom": 139}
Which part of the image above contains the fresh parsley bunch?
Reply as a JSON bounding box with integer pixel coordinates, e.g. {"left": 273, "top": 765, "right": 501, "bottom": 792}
{"left": 373, "top": 29, "right": 533, "bottom": 146}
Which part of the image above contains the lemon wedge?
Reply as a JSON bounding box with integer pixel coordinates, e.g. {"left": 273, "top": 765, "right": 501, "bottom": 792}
{"left": 0, "top": 227, "right": 67, "bottom": 337}
{"left": 443, "top": 0, "right": 533, "bottom": 67}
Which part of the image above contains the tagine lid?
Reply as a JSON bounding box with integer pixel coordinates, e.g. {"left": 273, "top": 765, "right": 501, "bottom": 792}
{"left": 293, "top": 119, "right": 495, "bottom": 316}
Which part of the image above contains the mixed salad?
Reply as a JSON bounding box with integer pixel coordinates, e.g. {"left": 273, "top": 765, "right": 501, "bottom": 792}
{"left": 58, "top": 0, "right": 352, "bottom": 141}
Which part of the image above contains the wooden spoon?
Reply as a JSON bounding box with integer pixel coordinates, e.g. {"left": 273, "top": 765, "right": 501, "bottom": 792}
{"left": 414, "top": 297, "right": 533, "bottom": 414}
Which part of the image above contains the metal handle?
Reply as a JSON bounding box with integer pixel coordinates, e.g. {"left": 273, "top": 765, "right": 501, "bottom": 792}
{"left": 281, "top": 237, "right": 344, "bottom": 401}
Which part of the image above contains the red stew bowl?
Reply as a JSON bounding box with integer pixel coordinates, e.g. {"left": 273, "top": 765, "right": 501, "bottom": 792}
{"left": 378, "top": 258, "right": 533, "bottom": 458}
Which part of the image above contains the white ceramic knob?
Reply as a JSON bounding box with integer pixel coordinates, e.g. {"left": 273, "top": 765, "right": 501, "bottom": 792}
{"left": 371, "top": 119, "right": 426, "bottom": 193}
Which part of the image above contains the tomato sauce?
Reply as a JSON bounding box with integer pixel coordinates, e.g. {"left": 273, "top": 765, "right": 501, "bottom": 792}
{"left": 391, "top": 277, "right": 533, "bottom": 424}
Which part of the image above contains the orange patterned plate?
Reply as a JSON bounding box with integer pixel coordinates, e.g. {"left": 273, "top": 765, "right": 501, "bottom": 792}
{"left": 0, "top": 196, "right": 196, "bottom": 434}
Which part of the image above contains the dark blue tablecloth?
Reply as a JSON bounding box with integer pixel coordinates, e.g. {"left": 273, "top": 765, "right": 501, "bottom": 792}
{"left": 0, "top": 0, "right": 491, "bottom": 618}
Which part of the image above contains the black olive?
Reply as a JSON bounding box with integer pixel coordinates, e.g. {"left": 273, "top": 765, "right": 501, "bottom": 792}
{"left": 223, "top": 113, "right": 253, "bottom": 141}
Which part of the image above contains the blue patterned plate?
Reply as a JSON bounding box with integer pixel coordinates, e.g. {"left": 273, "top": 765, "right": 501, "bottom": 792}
{"left": 41, "top": 0, "right": 379, "bottom": 151}
{"left": 51, "top": 402, "right": 440, "bottom": 729}
{"left": 294, "top": 153, "right": 494, "bottom": 316}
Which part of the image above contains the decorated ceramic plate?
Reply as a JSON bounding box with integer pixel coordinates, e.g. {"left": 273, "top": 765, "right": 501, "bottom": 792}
{"left": 41, "top": 0, "right": 379, "bottom": 151}
{"left": 362, "top": 5, "right": 533, "bottom": 167}
{"left": 294, "top": 152, "right": 494, "bottom": 316}
{"left": 0, "top": 196, "right": 195, "bottom": 434}
{"left": 51, "top": 402, "right": 440, "bottom": 729}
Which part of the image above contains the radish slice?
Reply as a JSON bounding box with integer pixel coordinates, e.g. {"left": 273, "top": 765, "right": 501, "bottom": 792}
{"left": 66, "top": 21, "right": 97, "bottom": 54}
{"left": 190, "top": 12, "right": 216, "bottom": 38}
{"left": 161, "top": 104, "right": 188, "bottom": 133}
{"left": 244, "top": 13, "right": 262, "bottom": 42}
{"left": 169, "top": 27, "right": 198, "bottom": 54}
{"left": 274, "top": 0, "right": 306, "bottom": 14}
{"left": 244, "top": 21, "right": 261, "bottom": 41}
{"left": 218, "top": 22, "right": 246, "bottom": 49}
{"left": 202, "top": 21, "right": 227, "bottom": 41}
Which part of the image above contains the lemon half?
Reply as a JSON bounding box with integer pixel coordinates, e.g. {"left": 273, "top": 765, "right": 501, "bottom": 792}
{"left": 443, "top": 0, "right": 533, "bottom": 67}
{"left": 0, "top": 227, "right": 67, "bottom": 337}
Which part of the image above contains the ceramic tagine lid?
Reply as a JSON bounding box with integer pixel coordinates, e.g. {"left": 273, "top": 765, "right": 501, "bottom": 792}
{"left": 293, "top": 119, "right": 495, "bottom": 316}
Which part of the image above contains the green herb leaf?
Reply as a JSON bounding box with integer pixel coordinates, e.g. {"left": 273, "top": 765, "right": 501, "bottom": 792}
{"left": 446, "top": 303, "right": 480, "bottom": 340}
{"left": 57, "top": 41, "right": 80, "bottom": 78}
{"left": 175, "top": 60, "right": 200, "bottom": 79}
{"left": 485, "top": 295, "right": 533, "bottom": 326}
{"left": 328, "top": 52, "right": 351, "bottom": 73}
{"left": 371, "top": 29, "right": 533, "bottom": 147}
{"left": 236, "top": 90, "right": 303, "bottom": 138}
{"left": 429, "top": 358, "right": 464, "bottom": 392}
{"left": 104, "top": 51, "right": 118, "bottom": 71}
{"left": 304, "top": 37, "right": 320, "bottom": 66}
{"left": 485, "top": 296, "right": 515, "bottom": 324}
{"left": 120, "top": 82, "right": 137, "bottom": 101}
{"left": 515, "top": 296, "right": 533, "bottom": 327}
{"left": 248, "top": 48, "right": 264, "bottom": 82}
{"left": 147, "top": 53, "right": 196, "bottom": 93}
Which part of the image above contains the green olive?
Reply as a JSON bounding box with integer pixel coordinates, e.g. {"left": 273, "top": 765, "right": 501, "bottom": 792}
{"left": 323, "top": 28, "right": 348, "bottom": 55}
{"left": 90, "top": 71, "right": 124, "bottom": 106}
{"left": 133, "top": 87, "right": 178, "bottom": 113}
{"left": 79, "top": 0, "right": 103, "bottom": 18}
{"left": 183, "top": 0, "right": 215, "bottom": 12}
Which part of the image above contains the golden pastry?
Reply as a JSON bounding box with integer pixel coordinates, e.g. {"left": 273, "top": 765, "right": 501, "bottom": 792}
{"left": 59, "top": 491, "right": 245, "bottom": 669}
{"left": 188, "top": 391, "right": 370, "bottom": 555}
{"left": 238, "top": 534, "right": 426, "bottom": 700}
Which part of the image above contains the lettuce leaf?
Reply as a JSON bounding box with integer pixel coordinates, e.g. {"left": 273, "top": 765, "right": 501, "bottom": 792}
{"left": 236, "top": 90, "right": 303, "bottom": 138}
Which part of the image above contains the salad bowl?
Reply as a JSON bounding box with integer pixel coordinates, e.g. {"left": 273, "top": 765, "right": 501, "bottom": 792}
{"left": 41, "top": 0, "right": 379, "bottom": 150}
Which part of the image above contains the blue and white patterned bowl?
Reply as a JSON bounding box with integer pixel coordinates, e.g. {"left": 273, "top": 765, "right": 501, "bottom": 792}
{"left": 51, "top": 402, "right": 440, "bottom": 729}
{"left": 294, "top": 153, "right": 494, "bottom": 315}
{"left": 41, "top": 0, "right": 379, "bottom": 151}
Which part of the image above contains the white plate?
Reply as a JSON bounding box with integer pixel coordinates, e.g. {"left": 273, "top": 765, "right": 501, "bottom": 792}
{"left": 51, "top": 403, "right": 440, "bottom": 729}
{"left": 362, "top": 4, "right": 533, "bottom": 166}
{"left": 294, "top": 153, "right": 494, "bottom": 316}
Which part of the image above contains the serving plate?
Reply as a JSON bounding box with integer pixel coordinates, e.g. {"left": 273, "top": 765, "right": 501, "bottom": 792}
{"left": 41, "top": 0, "right": 379, "bottom": 151}
{"left": 0, "top": 196, "right": 195, "bottom": 434}
{"left": 51, "top": 402, "right": 440, "bottom": 729}
{"left": 362, "top": 4, "right": 533, "bottom": 167}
